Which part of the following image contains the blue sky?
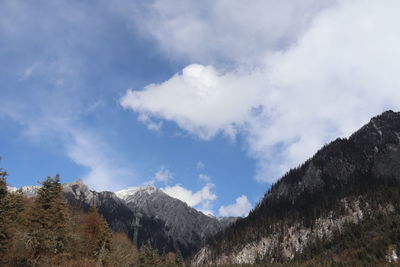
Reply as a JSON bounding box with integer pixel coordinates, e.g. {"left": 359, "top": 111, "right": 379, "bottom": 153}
{"left": 1, "top": 0, "right": 400, "bottom": 216}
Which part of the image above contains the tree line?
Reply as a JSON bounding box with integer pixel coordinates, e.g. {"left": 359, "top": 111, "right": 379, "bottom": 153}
{"left": 0, "top": 163, "right": 185, "bottom": 266}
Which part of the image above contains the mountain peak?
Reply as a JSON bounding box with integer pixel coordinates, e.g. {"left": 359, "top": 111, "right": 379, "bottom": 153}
{"left": 193, "top": 110, "right": 400, "bottom": 265}
{"left": 115, "top": 185, "right": 158, "bottom": 200}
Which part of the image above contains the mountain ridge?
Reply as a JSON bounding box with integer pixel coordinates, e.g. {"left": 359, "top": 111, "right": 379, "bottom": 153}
{"left": 193, "top": 110, "right": 400, "bottom": 265}
{"left": 7, "top": 179, "right": 237, "bottom": 259}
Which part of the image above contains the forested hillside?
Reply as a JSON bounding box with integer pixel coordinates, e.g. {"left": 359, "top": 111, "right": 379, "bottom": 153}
{"left": 193, "top": 110, "right": 400, "bottom": 265}
{"left": 0, "top": 169, "right": 184, "bottom": 266}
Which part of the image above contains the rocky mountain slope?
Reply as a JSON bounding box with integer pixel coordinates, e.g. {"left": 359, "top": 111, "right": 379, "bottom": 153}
{"left": 193, "top": 110, "right": 400, "bottom": 265}
{"left": 8, "top": 180, "right": 236, "bottom": 258}
{"left": 116, "top": 186, "right": 230, "bottom": 257}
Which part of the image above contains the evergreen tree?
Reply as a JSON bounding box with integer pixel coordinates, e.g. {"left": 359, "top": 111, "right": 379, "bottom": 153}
{"left": 0, "top": 163, "right": 7, "bottom": 198}
{"left": 26, "top": 175, "right": 70, "bottom": 259}
{"left": 138, "top": 241, "right": 162, "bottom": 267}
{"left": 0, "top": 166, "right": 10, "bottom": 263}
{"left": 0, "top": 162, "right": 25, "bottom": 265}
{"left": 175, "top": 249, "right": 185, "bottom": 267}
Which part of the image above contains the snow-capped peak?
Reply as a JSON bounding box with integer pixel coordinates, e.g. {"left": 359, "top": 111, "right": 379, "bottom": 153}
{"left": 7, "top": 186, "right": 17, "bottom": 193}
{"left": 115, "top": 185, "right": 157, "bottom": 200}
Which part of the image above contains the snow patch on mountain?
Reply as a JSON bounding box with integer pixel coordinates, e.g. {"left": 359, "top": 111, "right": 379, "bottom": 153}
{"left": 115, "top": 186, "right": 157, "bottom": 200}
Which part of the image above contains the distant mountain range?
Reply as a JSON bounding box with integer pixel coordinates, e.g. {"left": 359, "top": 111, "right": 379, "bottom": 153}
{"left": 9, "top": 180, "right": 237, "bottom": 258}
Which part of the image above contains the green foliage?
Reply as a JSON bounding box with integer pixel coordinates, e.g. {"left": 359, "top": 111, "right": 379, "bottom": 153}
{"left": 138, "top": 241, "right": 162, "bottom": 267}
{"left": 0, "top": 165, "right": 8, "bottom": 199}
{"left": 0, "top": 166, "right": 25, "bottom": 265}
{"left": 25, "top": 174, "right": 71, "bottom": 260}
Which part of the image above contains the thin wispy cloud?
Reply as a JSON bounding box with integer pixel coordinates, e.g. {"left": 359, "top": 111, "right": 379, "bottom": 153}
{"left": 196, "top": 161, "right": 205, "bottom": 170}
{"left": 154, "top": 166, "right": 173, "bottom": 183}
{"left": 66, "top": 128, "right": 134, "bottom": 191}
{"left": 0, "top": 0, "right": 137, "bottom": 190}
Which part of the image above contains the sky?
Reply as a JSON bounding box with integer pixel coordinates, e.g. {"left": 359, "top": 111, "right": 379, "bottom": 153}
{"left": 1, "top": 0, "right": 400, "bottom": 217}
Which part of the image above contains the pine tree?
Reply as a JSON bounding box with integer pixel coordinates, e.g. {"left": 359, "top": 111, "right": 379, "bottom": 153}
{"left": 0, "top": 163, "right": 25, "bottom": 265}
{"left": 0, "top": 164, "right": 7, "bottom": 198}
{"left": 175, "top": 249, "right": 185, "bottom": 267}
{"left": 25, "top": 175, "right": 70, "bottom": 259}
{"left": 0, "top": 166, "right": 10, "bottom": 263}
{"left": 138, "top": 241, "right": 162, "bottom": 267}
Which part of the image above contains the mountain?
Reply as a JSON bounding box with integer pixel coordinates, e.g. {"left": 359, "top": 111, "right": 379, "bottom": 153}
{"left": 193, "top": 110, "right": 400, "bottom": 265}
{"left": 9, "top": 180, "right": 237, "bottom": 258}
{"left": 62, "top": 180, "right": 136, "bottom": 235}
{"left": 7, "top": 185, "right": 40, "bottom": 198}
{"left": 9, "top": 180, "right": 139, "bottom": 237}
{"left": 116, "top": 186, "right": 236, "bottom": 258}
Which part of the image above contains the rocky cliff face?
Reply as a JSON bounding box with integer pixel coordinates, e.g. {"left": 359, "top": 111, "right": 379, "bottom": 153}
{"left": 116, "top": 186, "right": 235, "bottom": 258}
{"left": 193, "top": 110, "right": 400, "bottom": 265}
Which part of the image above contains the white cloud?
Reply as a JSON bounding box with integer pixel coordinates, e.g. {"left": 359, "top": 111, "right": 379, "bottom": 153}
{"left": 138, "top": 113, "right": 163, "bottom": 132}
{"left": 0, "top": 111, "right": 134, "bottom": 191}
{"left": 162, "top": 183, "right": 217, "bottom": 214}
{"left": 66, "top": 128, "right": 134, "bottom": 191}
{"left": 219, "top": 195, "right": 252, "bottom": 217}
{"left": 198, "top": 173, "right": 210, "bottom": 182}
{"left": 133, "top": 0, "right": 335, "bottom": 65}
{"left": 0, "top": 1, "right": 138, "bottom": 191}
{"left": 123, "top": 0, "right": 400, "bottom": 183}
{"left": 154, "top": 166, "right": 173, "bottom": 183}
{"left": 121, "top": 64, "right": 264, "bottom": 139}
{"left": 246, "top": 0, "right": 400, "bottom": 181}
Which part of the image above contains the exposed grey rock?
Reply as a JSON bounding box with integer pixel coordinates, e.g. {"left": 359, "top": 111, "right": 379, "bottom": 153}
{"left": 116, "top": 186, "right": 234, "bottom": 257}
{"left": 193, "top": 110, "right": 400, "bottom": 265}
{"left": 16, "top": 185, "right": 40, "bottom": 198}
{"left": 12, "top": 179, "right": 236, "bottom": 258}
{"left": 62, "top": 180, "right": 135, "bottom": 235}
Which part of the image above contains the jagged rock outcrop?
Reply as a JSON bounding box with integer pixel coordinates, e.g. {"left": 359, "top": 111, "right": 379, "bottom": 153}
{"left": 193, "top": 110, "right": 400, "bottom": 265}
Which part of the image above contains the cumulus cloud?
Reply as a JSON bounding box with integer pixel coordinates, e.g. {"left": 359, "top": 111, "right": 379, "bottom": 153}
{"left": 121, "top": 64, "right": 264, "bottom": 139}
{"left": 124, "top": 0, "right": 400, "bottom": 183}
{"left": 154, "top": 166, "right": 173, "bottom": 183}
{"left": 219, "top": 195, "right": 252, "bottom": 217}
{"left": 162, "top": 183, "right": 217, "bottom": 215}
